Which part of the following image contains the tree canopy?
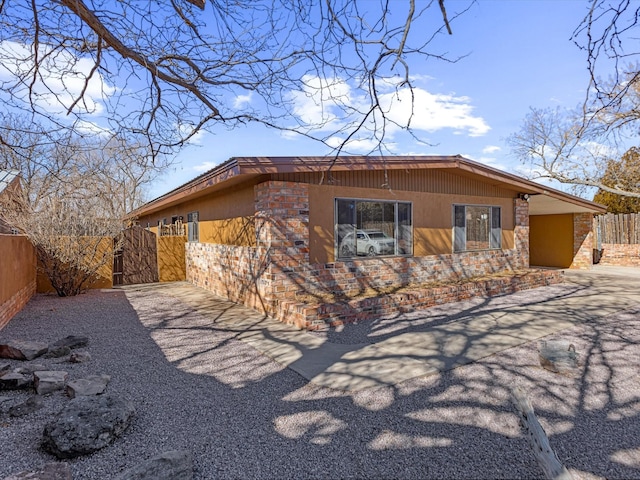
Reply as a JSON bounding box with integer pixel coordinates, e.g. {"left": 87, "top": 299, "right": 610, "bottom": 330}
{"left": 0, "top": 0, "right": 467, "bottom": 160}
{"left": 508, "top": 0, "right": 640, "bottom": 198}
{"left": 593, "top": 146, "right": 640, "bottom": 212}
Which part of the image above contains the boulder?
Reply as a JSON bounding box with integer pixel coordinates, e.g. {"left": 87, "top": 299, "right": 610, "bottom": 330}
{"left": 538, "top": 340, "right": 580, "bottom": 374}
{"left": 0, "top": 341, "right": 48, "bottom": 361}
{"left": 68, "top": 351, "right": 91, "bottom": 363}
{"left": 115, "top": 450, "right": 193, "bottom": 480}
{"left": 34, "top": 371, "right": 68, "bottom": 395}
{"left": 9, "top": 395, "right": 44, "bottom": 417}
{"left": 44, "top": 346, "right": 71, "bottom": 359}
{"left": 15, "top": 364, "right": 47, "bottom": 375}
{"left": 51, "top": 336, "right": 88, "bottom": 350}
{"left": 0, "top": 395, "right": 13, "bottom": 413}
{"left": 42, "top": 395, "right": 135, "bottom": 459}
{"left": 66, "top": 375, "right": 110, "bottom": 398}
{"left": 0, "top": 372, "right": 33, "bottom": 390}
{"left": 0, "top": 361, "right": 10, "bottom": 376}
{"left": 4, "top": 462, "right": 72, "bottom": 480}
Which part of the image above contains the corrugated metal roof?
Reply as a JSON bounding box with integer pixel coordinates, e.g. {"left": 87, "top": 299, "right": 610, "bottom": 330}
{"left": 0, "top": 170, "right": 20, "bottom": 194}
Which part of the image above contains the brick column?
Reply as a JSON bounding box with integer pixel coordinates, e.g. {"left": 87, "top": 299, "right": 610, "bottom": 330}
{"left": 570, "top": 213, "right": 594, "bottom": 269}
{"left": 514, "top": 198, "right": 530, "bottom": 269}
{"left": 254, "top": 181, "right": 310, "bottom": 310}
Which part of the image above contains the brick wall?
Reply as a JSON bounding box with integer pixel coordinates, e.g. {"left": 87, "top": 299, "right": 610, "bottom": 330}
{"left": 186, "top": 242, "right": 272, "bottom": 312}
{"left": 0, "top": 235, "right": 36, "bottom": 330}
{"left": 571, "top": 213, "right": 594, "bottom": 269}
{"left": 598, "top": 243, "right": 640, "bottom": 266}
{"left": 185, "top": 181, "right": 540, "bottom": 328}
{"left": 0, "top": 280, "right": 36, "bottom": 330}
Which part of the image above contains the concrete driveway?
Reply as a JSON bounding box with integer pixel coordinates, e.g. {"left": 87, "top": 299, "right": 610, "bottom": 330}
{"left": 123, "top": 266, "right": 640, "bottom": 392}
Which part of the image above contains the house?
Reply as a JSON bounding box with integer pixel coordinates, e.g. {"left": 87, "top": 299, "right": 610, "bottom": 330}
{"left": 0, "top": 170, "right": 21, "bottom": 234}
{"left": 129, "top": 156, "right": 606, "bottom": 328}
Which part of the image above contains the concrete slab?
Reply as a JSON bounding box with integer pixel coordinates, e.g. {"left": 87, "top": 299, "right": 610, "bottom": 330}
{"left": 121, "top": 267, "right": 640, "bottom": 392}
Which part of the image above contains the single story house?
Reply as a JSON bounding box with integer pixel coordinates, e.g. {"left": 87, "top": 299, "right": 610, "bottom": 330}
{"left": 129, "top": 155, "right": 606, "bottom": 328}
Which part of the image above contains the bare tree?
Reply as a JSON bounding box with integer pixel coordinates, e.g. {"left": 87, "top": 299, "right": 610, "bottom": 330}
{"left": 0, "top": 116, "right": 165, "bottom": 296}
{"left": 0, "top": 1, "right": 470, "bottom": 160}
{"left": 509, "top": 0, "right": 640, "bottom": 199}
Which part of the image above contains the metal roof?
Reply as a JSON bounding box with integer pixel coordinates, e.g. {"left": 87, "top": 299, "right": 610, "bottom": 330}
{"left": 128, "top": 156, "right": 606, "bottom": 217}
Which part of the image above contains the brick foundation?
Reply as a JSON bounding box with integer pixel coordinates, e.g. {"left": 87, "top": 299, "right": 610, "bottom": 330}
{"left": 0, "top": 280, "right": 36, "bottom": 331}
{"left": 278, "top": 269, "right": 564, "bottom": 330}
{"left": 598, "top": 243, "right": 640, "bottom": 266}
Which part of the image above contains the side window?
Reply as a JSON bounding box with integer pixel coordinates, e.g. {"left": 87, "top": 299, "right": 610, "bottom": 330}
{"left": 453, "top": 205, "right": 501, "bottom": 252}
{"left": 187, "top": 211, "right": 199, "bottom": 242}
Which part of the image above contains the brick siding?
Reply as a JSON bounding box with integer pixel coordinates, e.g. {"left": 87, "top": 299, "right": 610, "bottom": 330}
{"left": 0, "top": 280, "right": 36, "bottom": 331}
{"left": 598, "top": 243, "right": 640, "bottom": 266}
{"left": 571, "top": 213, "right": 594, "bottom": 269}
{"left": 184, "top": 181, "right": 560, "bottom": 329}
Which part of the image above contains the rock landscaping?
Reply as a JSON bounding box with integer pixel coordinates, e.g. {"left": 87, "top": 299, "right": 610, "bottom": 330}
{"left": 0, "top": 332, "right": 194, "bottom": 479}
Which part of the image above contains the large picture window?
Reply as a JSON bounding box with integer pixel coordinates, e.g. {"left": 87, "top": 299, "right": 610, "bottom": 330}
{"left": 336, "top": 198, "right": 412, "bottom": 258}
{"left": 453, "top": 205, "right": 501, "bottom": 252}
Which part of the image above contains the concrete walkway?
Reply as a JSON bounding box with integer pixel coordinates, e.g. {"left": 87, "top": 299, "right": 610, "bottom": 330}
{"left": 122, "top": 266, "right": 640, "bottom": 392}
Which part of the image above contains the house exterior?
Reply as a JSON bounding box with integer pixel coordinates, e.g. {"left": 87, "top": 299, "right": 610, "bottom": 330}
{"left": 129, "top": 156, "right": 605, "bottom": 328}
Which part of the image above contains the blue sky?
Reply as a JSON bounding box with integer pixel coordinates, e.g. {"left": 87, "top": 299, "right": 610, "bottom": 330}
{"left": 149, "top": 1, "right": 595, "bottom": 199}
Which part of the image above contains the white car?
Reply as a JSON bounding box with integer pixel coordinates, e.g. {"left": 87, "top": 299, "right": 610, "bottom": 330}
{"left": 339, "top": 229, "right": 395, "bottom": 257}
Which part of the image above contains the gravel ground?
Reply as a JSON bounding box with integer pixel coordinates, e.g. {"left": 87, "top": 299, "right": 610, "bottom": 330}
{"left": 0, "top": 285, "right": 639, "bottom": 479}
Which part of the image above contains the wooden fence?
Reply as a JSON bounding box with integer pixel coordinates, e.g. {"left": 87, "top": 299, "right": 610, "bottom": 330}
{"left": 594, "top": 213, "right": 640, "bottom": 245}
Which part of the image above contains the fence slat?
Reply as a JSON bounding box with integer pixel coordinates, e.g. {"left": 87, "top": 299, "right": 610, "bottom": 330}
{"left": 595, "top": 212, "right": 640, "bottom": 245}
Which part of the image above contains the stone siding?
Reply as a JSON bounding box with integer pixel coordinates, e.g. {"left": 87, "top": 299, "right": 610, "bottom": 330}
{"left": 598, "top": 243, "right": 640, "bottom": 266}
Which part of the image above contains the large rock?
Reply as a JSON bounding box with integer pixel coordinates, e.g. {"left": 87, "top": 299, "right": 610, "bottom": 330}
{"left": 0, "top": 341, "right": 48, "bottom": 361}
{"left": 0, "top": 361, "right": 10, "bottom": 376}
{"left": 66, "top": 375, "right": 110, "bottom": 398}
{"left": 51, "top": 336, "right": 88, "bottom": 351}
{"left": 42, "top": 395, "right": 135, "bottom": 459}
{"left": 44, "top": 346, "right": 71, "bottom": 359}
{"left": 15, "top": 364, "right": 47, "bottom": 375}
{"left": 9, "top": 396, "right": 44, "bottom": 417}
{"left": 4, "top": 462, "right": 72, "bottom": 480}
{"left": 0, "top": 372, "right": 33, "bottom": 390}
{"left": 538, "top": 340, "right": 580, "bottom": 374}
{"left": 115, "top": 450, "right": 193, "bottom": 480}
{"left": 34, "top": 371, "right": 68, "bottom": 395}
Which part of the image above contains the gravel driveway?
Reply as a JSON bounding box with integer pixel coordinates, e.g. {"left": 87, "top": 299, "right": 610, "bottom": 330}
{"left": 1, "top": 282, "right": 639, "bottom": 479}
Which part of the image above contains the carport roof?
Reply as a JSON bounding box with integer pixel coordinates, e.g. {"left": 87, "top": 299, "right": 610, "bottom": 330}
{"left": 129, "top": 155, "right": 606, "bottom": 217}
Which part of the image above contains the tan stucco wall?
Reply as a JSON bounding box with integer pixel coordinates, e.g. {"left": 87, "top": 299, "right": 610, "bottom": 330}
{"left": 308, "top": 184, "right": 516, "bottom": 264}
{"left": 530, "top": 214, "right": 574, "bottom": 268}
{"left": 157, "top": 235, "right": 187, "bottom": 282}
{"left": 36, "top": 237, "right": 113, "bottom": 293}
{"left": 0, "top": 235, "right": 36, "bottom": 304}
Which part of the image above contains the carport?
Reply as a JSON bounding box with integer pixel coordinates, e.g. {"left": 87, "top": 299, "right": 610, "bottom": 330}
{"left": 526, "top": 189, "right": 606, "bottom": 269}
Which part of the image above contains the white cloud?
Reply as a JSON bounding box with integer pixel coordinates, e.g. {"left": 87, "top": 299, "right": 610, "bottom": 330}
{"left": 193, "top": 161, "right": 218, "bottom": 172}
{"left": 381, "top": 87, "right": 490, "bottom": 137}
{"left": 175, "top": 123, "right": 206, "bottom": 145}
{"left": 74, "top": 120, "right": 112, "bottom": 136}
{"left": 0, "top": 41, "right": 115, "bottom": 116}
{"left": 482, "top": 145, "right": 501, "bottom": 154}
{"left": 234, "top": 92, "right": 253, "bottom": 108}
{"left": 286, "top": 75, "right": 490, "bottom": 144}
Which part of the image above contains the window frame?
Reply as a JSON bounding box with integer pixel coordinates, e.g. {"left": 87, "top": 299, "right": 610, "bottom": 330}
{"left": 187, "top": 211, "right": 199, "bottom": 242}
{"left": 452, "top": 204, "right": 502, "bottom": 252}
{"left": 334, "top": 197, "right": 413, "bottom": 259}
